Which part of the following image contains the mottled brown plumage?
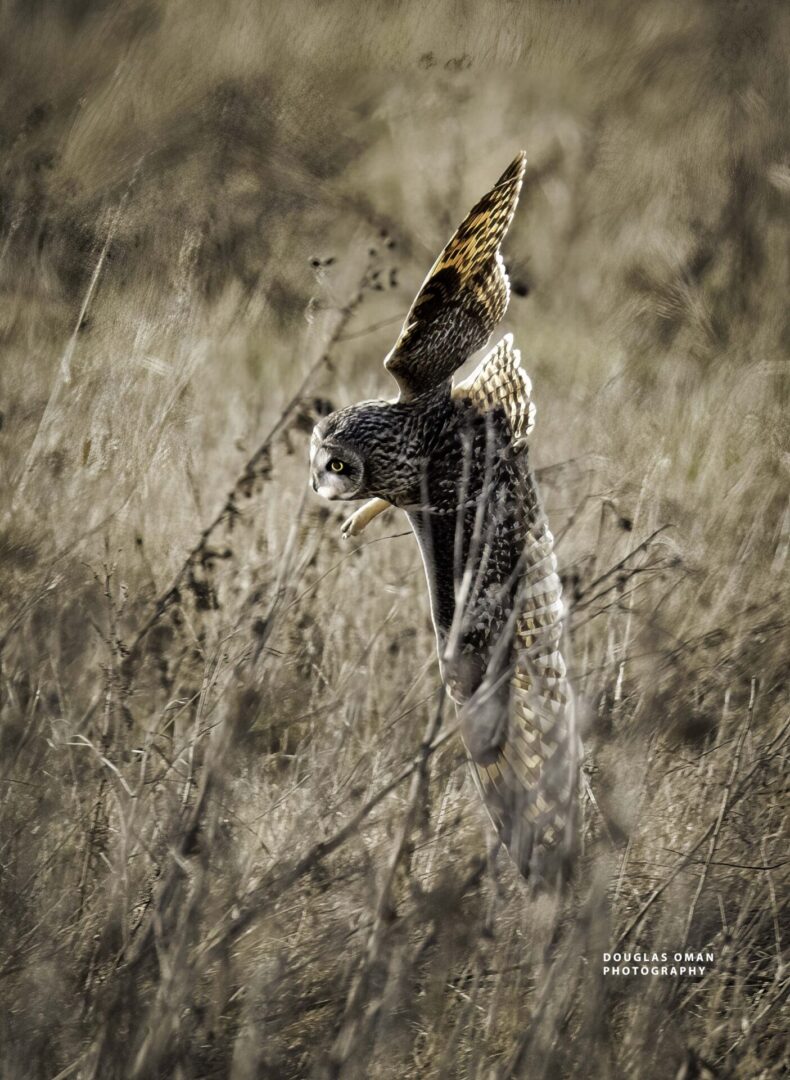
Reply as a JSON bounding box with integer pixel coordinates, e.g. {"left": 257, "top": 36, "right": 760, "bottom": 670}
{"left": 385, "top": 152, "right": 526, "bottom": 400}
{"left": 309, "top": 153, "right": 580, "bottom": 884}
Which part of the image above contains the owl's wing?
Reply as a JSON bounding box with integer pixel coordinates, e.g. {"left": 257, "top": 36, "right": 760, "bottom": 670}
{"left": 384, "top": 152, "right": 526, "bottom": 401}
{"left": 455, "top": 336, "right": 580, "bottom": 884}
{"left": 470, "top": 519, "right": 580, "bottom": 884}
{"left": 453, "top": 332, "right": 535, "bottom": 443}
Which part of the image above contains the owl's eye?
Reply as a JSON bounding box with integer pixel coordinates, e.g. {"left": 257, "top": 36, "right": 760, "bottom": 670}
{"left": 328, "top": 458, "right": 346, "bottom": 473}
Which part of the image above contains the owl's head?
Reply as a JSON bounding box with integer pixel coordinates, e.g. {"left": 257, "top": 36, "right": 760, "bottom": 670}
{"left": 309, "top": 424, "right": 365, "bottom": 500}
{"left": 309, "top": 400, "right": 384, "bottom": 500}
{"left": 309, "top": 398, "right": 413, "bottom": 502}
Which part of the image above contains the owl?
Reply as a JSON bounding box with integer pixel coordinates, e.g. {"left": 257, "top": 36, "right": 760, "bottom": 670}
{"left": 309, "top": 152, "right": 580, "bottom": 885}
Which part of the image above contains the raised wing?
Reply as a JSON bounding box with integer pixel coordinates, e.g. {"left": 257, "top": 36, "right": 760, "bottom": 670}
{"left": 384, "top": 152, "right": 526, "bottom": 401}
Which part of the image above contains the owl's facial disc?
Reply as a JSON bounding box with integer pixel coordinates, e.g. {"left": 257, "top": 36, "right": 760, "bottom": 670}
{"left": 309, "top": 431, "right": 363, "bottom": 501}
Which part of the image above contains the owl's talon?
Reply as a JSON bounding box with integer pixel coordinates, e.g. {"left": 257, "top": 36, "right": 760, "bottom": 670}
{"left": 340, "top": 513, "right": 359, "bottom": 539}
{"left": 340, "top": 498, "right": 391, "bottom": 540}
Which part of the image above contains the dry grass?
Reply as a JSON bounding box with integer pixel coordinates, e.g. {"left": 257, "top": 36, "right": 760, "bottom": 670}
{"left": 0, "top": 1, "right": 788, "bottom": 1077}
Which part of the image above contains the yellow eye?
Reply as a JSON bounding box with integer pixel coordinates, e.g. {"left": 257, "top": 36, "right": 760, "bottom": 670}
{"left": 329, "top": 458, "right": 345, "bottom": 473}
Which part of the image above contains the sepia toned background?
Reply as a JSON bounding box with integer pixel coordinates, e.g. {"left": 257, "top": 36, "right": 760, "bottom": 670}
{"left": 1, "top": 1, "right": 788, "bottom": 1076}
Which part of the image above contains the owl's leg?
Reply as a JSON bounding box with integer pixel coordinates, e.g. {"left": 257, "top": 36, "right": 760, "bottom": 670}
{"left": 340, "top": 498, "right": 391, "bottom": 539}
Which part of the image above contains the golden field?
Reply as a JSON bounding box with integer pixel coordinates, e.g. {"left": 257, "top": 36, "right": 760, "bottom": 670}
{"left": 0, "top": 2, "right": 787, "bottom": 1076}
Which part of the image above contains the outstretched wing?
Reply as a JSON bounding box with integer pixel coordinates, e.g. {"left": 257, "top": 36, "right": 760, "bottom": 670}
{"left": 454, "top": 336, "right": 579, "bottom": 884}
{"left": 470, "top": 515, "right": 580, "bottom": 885}
{"left": 384, "top": 152, "right": 526, "bottom": 401}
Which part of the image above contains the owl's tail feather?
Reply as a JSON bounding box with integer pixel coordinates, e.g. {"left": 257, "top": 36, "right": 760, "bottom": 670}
{"left": 465, "top": 517, "right": 580, "bottom": 885}
{"left": 454, "top": 333, "right": 535, "bottom": 443}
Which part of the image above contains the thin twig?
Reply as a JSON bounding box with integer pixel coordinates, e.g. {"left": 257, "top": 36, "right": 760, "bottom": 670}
{"left": 679, "top": 678, "right": 757, "bottom": 954}
{"left": 329, "top": 693, "right": 446, "bottom": 1073}
{"left": 615, "top": 712, "right": 789, "bottom": 948}
{"left": 196, "top": 720, "right": 457, "bottom": 961}
{"left": 123, "top": 282, "right": 369, "bottom": 673}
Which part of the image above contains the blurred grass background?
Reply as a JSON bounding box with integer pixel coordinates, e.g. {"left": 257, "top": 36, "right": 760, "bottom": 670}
{"left": 0, "top": 1, "right": 788, "bottom": 1077}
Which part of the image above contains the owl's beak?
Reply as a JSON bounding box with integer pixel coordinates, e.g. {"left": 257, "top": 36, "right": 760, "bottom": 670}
{"left": 309, "top": 470, "right": 340, "bottom": 500}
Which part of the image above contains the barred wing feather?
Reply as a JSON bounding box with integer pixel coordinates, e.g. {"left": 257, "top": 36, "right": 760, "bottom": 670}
{"left": 384, "top": 152, "right": 526, "bottom": 400}
{"left": 456, "top": 334, "right": 580, "bottom": 883}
